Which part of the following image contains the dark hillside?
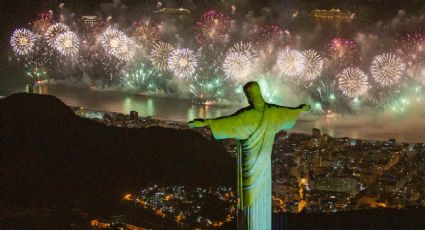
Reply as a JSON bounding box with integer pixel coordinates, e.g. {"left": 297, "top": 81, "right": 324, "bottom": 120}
{"left": 0, "top": 93, "right": 235, "bottom": 211}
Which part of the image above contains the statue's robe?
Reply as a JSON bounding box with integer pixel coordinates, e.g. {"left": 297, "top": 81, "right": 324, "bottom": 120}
{"left": 207, "top": 85, "right": 304, "bottom": 229}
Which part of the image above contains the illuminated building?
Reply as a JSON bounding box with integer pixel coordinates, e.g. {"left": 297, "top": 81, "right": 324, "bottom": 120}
{"left": 312, "top": 128, "right": 321, "bottom": 139}
{"left": 75, "top": 106, "right": 86, "bottom": 117}
{"left": 312, "top": 176, "right": 360, "bottom": 195}
{"left": 80, "top": 16, "right": 102, "bottom": 35}
{"left": 130, "top": 110, "right": 138, "bottom": 121}
{"left": 387, "top": 138, "right": 397, "bottom": 147}
{"left": 26, "top": 83, "right": 34, "bottom": 93}
{"left": 81, "top": 16, "right": 100, "bottom": 27}
{"left": 311, "top": 9, "right": 352, "bottom": 21}
{"left": 155, "top": 8, "right": 191, "bottom": 15}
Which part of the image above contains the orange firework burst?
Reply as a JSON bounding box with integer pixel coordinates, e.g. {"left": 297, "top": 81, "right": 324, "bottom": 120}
{"left": 31, "top": 11, "right": 54, "bottom": 35}
{"left": 132, "top": 20, "right": 160, "bottom": 49}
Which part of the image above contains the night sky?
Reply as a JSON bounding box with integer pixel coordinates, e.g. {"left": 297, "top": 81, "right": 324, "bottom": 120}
{"left": 1, "top": 0, "right": 424, "bottom": 86}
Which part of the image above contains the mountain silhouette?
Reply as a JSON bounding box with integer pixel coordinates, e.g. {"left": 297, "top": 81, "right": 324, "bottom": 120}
{"left": 1, "top": 93, "right": 235, "bottom": 210}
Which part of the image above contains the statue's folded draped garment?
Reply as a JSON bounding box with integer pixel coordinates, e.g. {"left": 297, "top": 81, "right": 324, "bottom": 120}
{"left": 207, "top": 83, "right": 304, "bottom": 229}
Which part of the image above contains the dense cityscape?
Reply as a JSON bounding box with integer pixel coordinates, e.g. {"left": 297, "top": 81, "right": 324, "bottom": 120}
{"left": 75, "top": 107, "right": 425, "bottom": 228}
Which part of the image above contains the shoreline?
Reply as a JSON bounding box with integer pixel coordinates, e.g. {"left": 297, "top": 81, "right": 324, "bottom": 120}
{"left": 2, "top": 85, "right": 425, "bottom": 144}
{"left": 72, "top": 104, "right": 425, "bottom": 145}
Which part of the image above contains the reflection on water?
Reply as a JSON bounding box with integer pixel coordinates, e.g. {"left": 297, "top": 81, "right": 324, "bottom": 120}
{"left": 1, "top": 83, "right": 424, "bottom": 143}
{"left": 25, "top": 84, "right": 237, "bottom": 122}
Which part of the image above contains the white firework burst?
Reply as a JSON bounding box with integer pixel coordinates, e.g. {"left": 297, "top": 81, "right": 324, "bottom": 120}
{"left": 10, "top": 28, "right": 36, "bottom": 55}
{"left": 301, "top": 49, "right": 323, "bottom": 81}
{"left": 54, "top": 31, "right": 79, "bottom": 57}
{"left": 101, "top": 28, "right": 126, "bottom": 55}
{"left": 117, "top": 37, "right": 136, "bottom": 62}
{"left": 167, "top": 48, "right": 197, "bottom": 79}
{"left": 277, "top": 48, "right": 305, "bottom": 77}
{"left": 150, "top": 41, "right": 174, "bottom": 72}
{"left": 370, "top": 53, "right": 406, "bottom": 87}
{"left": 222, "top": 42, "right": 258, "bottom": 80}
{"left": 101, "top": 28, "right": 135, "bottom": 62}
{"left": 45, "top": 23, "right": 70, "bottom": 48}
{"left": 337, "top": 67, "right": 369, "bottom": 98}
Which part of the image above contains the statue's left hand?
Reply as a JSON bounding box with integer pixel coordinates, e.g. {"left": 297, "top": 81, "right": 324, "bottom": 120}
{"left": 298, "top": 104, "right": 311, "bottom": 112}
{"left": 188, "top": 118, "right": 208, "bottom": 128}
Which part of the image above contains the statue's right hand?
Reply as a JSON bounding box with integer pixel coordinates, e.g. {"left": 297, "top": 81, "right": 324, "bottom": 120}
{"left": 188, "top": 118, "right": 208, "bottom": 128}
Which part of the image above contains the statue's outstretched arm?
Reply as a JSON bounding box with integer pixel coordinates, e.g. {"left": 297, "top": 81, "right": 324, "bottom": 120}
{"left": 277, "top": 104, "right": 310, "bottom": 111}
{"left": 273, "top": 103, "right": 310, "bottom": 131}
{"left": 188, "top": 107, "right": 254, "bottom": 140}
{"left": 188, "top": 118, "right": 209, "bottom": 128}
{"left": 296, "top": 104, "right": 311, "bottom": 112}
{"left": 188, "top": 107, "right": 249, "bottom": 129}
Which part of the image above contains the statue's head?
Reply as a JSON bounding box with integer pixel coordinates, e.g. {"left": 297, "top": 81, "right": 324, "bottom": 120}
{"left": 243, "top": 81, "right": 265, "bottom": 109}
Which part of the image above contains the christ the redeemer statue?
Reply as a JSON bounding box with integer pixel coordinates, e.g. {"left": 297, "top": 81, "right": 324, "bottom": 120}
{"left": 189, "top": 81, "right": 310, "bottom": 229}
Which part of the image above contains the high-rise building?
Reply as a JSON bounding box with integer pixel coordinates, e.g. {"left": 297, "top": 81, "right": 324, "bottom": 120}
{"left": 312, "top": 128, "right": 321, "bottom": 138}
{"left": 130, "top": 111, "right": 139, "bottom": 121}
{"left": 26, "top": 83, "right": 34, "bottom": 93}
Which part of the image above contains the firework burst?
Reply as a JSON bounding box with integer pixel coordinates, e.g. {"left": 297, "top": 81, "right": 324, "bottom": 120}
{"left": 190, "top": 70, "right": 226, "bottom": 103}
{"left": 117, "top": 37, "right": 136, "bottom": 62}
{"left": 396, "top": 32, "right": 425, "bottom": 66}
{"left": 31, "top": 11, "right": 54, "bottom": 35}
{"left": 150, "top": 41, "right": 174, "bottom": 72}
{"left": 101, "top": 28, "right": 135, "bottom": 62}
{"left": 326, "top": 38, "right": 359, "bottom": 71}
{"left": 370, "top": 53, "right": 405, "bottom": 87}
{"left": 123, "top": 63, "right": 163, "bottom": 92}
{"left": 132, "top": 21, "right": 160, "bottom": 48}
{"left": 277, "top": 48, "right": 305, "bottom": 77}
{"left": 24, "top": 65, "right": 48, "bottom": 81}
{"left": 306, "top": 77, "right": 347, "bottom": 114}
{"left": 10, "top": 28, "right": 36, "bottom": 55}
{"left": 223, "top": 42, "right": 258, "bottom": 80}
{"left": 167, "top": 48, "right": 197, "bottom": 79}
{"left": 54, "top": 31, "right": 80, "bottom": 57}
{"left": 301, "top": 49, "right": 324, "bottom": 81}
{"left": 252, "top": 25, "right": 290, "bottom": 54}
{"left": 101, "top": 28, "right": 126, "bottom": 55}
{"left": 195, "top": 10, "right": 231, "bottom": 45}
{"left": 396, "top": 32, "right": 425, "bottom": 84}
{"left": 337, "top": 67, "right": 369, "bottom": 98}
{"left": 45, "top": 23, "right": 70, "bottom": 48}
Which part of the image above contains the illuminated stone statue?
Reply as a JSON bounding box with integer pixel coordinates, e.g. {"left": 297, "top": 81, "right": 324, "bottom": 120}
{"left": 189, "top": 81, "right": 310, "bottom": 229}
